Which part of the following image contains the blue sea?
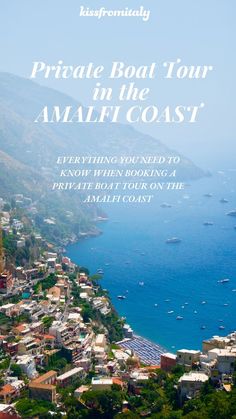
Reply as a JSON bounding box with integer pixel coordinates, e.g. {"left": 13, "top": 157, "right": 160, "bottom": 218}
{"left": 66, "top": 170, "right": 236, "bottom": 352}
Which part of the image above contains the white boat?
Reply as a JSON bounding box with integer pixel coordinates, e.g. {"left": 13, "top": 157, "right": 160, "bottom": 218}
{"left": 166, "top": 237, "right": 181, "bottom": 244}
{"left": 218, "top": 278, "right": 230, "bottom": 283}
{"left": 160, "top": 202, "right": 172, "bottom": 208}
{"left": 176, "top": 316, "right": 183, "bottom": 320}
{"left": 227, "top": 210, "right": 236, "bottom": 217}
{"left": 168, "top": 310, "right": 174, "bottom": 314}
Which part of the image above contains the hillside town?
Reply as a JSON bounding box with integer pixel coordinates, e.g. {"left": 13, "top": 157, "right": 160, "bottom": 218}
{"left": 0, "top": 194, "right": 236, "bottom": 418}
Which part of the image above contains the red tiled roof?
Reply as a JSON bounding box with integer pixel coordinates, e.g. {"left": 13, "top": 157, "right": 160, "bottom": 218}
{"left": 44, "top": 334, "right": 55, "bottom": 340}
{"left": 112, "top": 378, "right": 123, "bottom": 386}
{"left": 14, "top": 324, "right": 27, "bottom": 333}
{"left": 0, "top": 384, "right": 15, "bottom": 395}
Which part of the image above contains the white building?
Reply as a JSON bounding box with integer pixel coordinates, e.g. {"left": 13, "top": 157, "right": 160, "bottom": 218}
{"left": 16, "top": 355, "right": 38, "bottom": 379}
{"left": 91, "top": 377, "right": 113, "bottom": 391}
{"left": 177, "top": 349, "right": 201, "bottom": 368}
{"left": 178, "top": 372, "right": 209, "bottom": 403}
{"left": 208, "top": 348, "right": 236, "bottom": 374}
{"left": 95, "top": 334, "right": 106, "bottom": 349}
{"left": 57, "top": 367, "right": 85, "bottom": 386}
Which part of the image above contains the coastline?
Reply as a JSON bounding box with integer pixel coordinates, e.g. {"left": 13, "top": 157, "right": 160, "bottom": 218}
{"left": 65, "top": 176, "right": 236, "bottom": 351}
{"left": 65, "top": 219, "right": 168, "bottom": 360}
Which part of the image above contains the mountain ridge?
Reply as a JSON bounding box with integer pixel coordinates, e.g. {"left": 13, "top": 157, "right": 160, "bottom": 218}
{"left": 0, "top": 71, "right": 204, "bottom": 192}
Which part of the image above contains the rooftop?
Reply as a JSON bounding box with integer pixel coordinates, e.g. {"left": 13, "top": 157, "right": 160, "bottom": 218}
{"left": 178, "top": 372, "right": 209, "bottom": 383}
{"left": 57, "top": 367, "right": 84, "bottom": 381}
{"left": 161, "top": 352, "right": 176, "bottom": 360}
{"left": 33, "top": 370, "right": 57, "bottom": 384}
{"left": 0, "top": 384, "right": 15, "bottom": 396}
{"left": 177, "top": 349, "right": 201, "bottom": 354}
{"left": 92, "top": 377, "right": 113, "bottom": 385}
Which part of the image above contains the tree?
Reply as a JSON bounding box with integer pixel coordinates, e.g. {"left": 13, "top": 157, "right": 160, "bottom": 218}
{"left": 15, "top": 398, "right": 55, "bottom": 418}
{"left": 11, "top": 363, "right": 23, "bottom": 378}
{"left": 42, "top": 315, "right": 54, "bottom": 329}
{"left": 115, "top": 412, "right": 140, "bottom": 419}
{"left": 81, "top": 302, "right": 95, "bottom": 323}
{"left": 82, "top": 389, "right": 123, "bottom": 416}
{"left": 3, "top": 203, "right": 11, "bottom": 211}
{"left": 206, "top": 392, "right": 231, "bottom": 419}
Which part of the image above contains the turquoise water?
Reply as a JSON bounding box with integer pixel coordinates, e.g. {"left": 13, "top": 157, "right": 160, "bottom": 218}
{"left": 66, "top": 171, "right": 236, "bottom": 351}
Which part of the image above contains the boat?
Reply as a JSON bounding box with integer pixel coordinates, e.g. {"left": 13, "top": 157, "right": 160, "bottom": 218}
{"left": 138, "top": 281, "right": 144, "bottom": 286}
{"left": 201, "top": 325, "right": 206, "bottom": 330}
{"left": 218, "top": 278, "right": 230, "bottom": 283}
{"left": 220, "top": 198, "right": 229, "bottom": 203}
{"left": 176, "top": 316, "right": 183, "bottom": 320}
{"left": 154, "top": 303, "right": 158, "bottom": 307}
{"left": 160, "top": 202, "right": 172, "bottom": 208}
{"left": 227, "top": 210, "right": 236, "bottom": 217}
{"left": 117, "top": 295, "right": 126, "bottom": 300}
{"left": 219, "top": 325, "right": 225, "bottom": 330}
{"left": 168, "top": 310, "right": 174, "bottom": 314}
{"left": 201, "top": 301, "right": 207, "bottom": 304}
{"left": 204, "top": 193, "right": 213, "bottom": 197}
{"left": 194, "top": 310, "right": 198, "bottom": 314}
{"left": 95, "top": 216, "right": 109, "bottom": 221}
{"left": 166, "top": 237, "right": 181, "bottom": 244}
{"left": 203, "top": 221, "right": 214, "bottom": 226}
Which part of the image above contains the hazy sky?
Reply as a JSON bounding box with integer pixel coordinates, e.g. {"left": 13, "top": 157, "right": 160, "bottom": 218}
{"left": 0, "top": 0, "right": 235, "bottom": 168}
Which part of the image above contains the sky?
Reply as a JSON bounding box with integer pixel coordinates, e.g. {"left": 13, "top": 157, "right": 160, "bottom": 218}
{"left": 0, "top": 0, "right": 235, "bottom": 169}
